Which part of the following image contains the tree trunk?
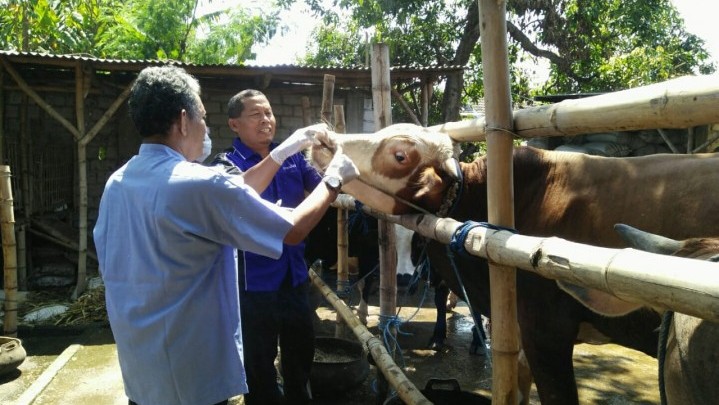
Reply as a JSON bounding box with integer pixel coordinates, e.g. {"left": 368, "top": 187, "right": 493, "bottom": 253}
{"left": 442, "top": 0, "right": 480, "bottom": 122}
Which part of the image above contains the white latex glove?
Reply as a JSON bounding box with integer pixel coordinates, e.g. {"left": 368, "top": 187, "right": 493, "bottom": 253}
{"left": 324, "top": 150, "right": 360, "bottom": 185}
{"left": 270, "top": 123, "right": 326, "bottom": 164}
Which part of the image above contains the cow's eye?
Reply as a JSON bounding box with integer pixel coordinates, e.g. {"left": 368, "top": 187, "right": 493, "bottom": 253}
{"left": 394, "top": 151, "right": 407, "bottom": 163}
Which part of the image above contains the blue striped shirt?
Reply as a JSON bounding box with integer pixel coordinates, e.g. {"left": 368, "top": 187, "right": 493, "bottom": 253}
{"left": 224, "top": 138, "right": 322, "bottom": 291}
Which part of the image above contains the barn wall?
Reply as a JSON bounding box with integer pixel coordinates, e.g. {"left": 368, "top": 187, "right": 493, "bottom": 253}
{"left": 1, "top": 78, "right": 370, "bottom": 230}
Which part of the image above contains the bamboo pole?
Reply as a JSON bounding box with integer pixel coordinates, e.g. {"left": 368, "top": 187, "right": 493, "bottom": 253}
{"left": 74, "top": 63, "right": 88, "bottom": 300}
{"left": 330, "top": 194, "right": 719, "bottom": 323}
{"left": 1, "top": 165, "right": 18, "bottom": 337}
{"left": 309, "top": 269, "right": 432, "bottom": 405}
{"left": 391, "top": 88, "right": 421, "bottom": 126}
{"left": 421, "top": 80, "right": 431, "bottom": 127}
{"left": 321, "top": 74, "right": 335, "bottom": 125}
{"left": 371, "top": 42, "right": 399, "bottom": 403}
{"left": 16, "top": 224, "right": 26, "bottom": 290}
{"left": 301, "top": 96, "right": 312, "bottom": 126}
{"left": 333, "top": 103, "right": 350, "bottom": 338}
{"left": 478, "top": 1, "right": 519, "bottom": 403}
{"left": 430, "top": 73, "right": 719, "bottom": 142}
{"left": 19, "top": 94, "right": 30, "bottom": 222}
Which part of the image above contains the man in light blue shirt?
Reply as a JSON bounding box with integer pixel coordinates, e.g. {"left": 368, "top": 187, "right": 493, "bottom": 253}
{"left": 93, "top": 66, "right": 359, "bottom": 405}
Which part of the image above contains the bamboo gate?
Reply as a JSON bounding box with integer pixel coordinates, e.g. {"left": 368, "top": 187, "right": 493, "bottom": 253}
{"left": 308, "top": 2, "right": 719, "bottom": 404}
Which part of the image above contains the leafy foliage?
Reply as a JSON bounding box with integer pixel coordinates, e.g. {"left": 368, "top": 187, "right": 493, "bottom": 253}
{"left": 0, "top": 0, "right": 281, "bottom": 63}
{"left": 283, "top": 0, "right": 715, "bottom": 122}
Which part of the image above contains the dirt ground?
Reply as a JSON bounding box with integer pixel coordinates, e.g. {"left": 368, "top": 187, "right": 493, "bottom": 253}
{"left": 2, "top": 281, "right": 660, "bottom": 405}
{"left": 233, "top": 279, "right": 660, "bottom": 405}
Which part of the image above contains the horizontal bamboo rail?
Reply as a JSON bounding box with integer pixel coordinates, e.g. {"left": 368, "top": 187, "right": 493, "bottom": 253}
{"left": 308, "top": 269, "right": 432, "bottom": 405}
{"left": 331, "top": 195, "right": 719, "bottom": 323}
{"left": 431, "top": 74, "right": 719, "bottom": 142}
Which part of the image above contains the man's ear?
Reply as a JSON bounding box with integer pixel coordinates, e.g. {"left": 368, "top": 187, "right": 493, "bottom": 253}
{"left": 228, "top": 117, "right": 238, "bottom": 133}
{"left": 179, "top": 109, "right": 189, "bottom": 136}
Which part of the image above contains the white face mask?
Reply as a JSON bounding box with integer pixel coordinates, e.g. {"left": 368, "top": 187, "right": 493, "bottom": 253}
{"left": 198, "top": 129, "right": 212, "bottom": 162}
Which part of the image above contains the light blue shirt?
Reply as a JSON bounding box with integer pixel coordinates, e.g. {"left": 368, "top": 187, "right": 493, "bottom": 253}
{"left": 93, "top": 144, "right": 293, "bottom": 405}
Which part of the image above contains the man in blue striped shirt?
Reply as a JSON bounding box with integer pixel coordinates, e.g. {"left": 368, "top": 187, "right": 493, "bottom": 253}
{"left": 215, "top": 89, "right": 334, "bottom": 405}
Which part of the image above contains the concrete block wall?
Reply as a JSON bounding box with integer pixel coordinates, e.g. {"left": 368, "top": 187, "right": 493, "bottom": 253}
{"left": 1, "top": 82, "right": 371, "bottom": 230}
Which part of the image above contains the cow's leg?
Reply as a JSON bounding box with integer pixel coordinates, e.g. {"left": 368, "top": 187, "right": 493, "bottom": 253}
{"left": 520, "top": 312, "right": 580, "bottom": 404}
{"left": 518, "top": 349, "right": 533, "bottom": 405}
{"left": 428, "top": 282, "right": 450, "bottom": 350}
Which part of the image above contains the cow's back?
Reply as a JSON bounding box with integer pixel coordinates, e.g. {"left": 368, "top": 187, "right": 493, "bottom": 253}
{"left": 513, "top": 148, "right": 719, "bottom": 247}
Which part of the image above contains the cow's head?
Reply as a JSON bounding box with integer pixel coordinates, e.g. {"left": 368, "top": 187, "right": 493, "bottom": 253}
{"left": 310, "top": 123, "right": 461, "bottom": 215}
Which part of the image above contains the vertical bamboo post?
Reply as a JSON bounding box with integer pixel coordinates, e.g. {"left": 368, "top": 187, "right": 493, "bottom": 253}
{"left": 333, "top": 105, "right": 346, "bottom": 134}
{"left": 334, "top": 104, "right": 351, "bottom": 338}
{"left": 301, "top": 96, "right": 312, "bottom": 127}
{"left": 17, "top": 224, "right": 26, "bottom": 290}
{"left": 73, "top": 63, "right": 88, "bottom": 300}
{"left": 478, "top": 1, "right": 520, "bottom": 403}
{"left": 20, "top": 94, "right": 30, "bottom": 223}
{"left": 421, "top": 79, "right": 431, "bottom": 127}
{"left": 1, "top": 165, "right": 18, "bottom": 337}
{"left": 371, "top": 42, "right": 398, "bottom": 403}
{"left": 321, "top": 75, "right": 335, "bottom": 125}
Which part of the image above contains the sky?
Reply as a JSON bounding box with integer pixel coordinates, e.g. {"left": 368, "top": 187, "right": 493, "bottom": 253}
{"left": 198, "top": 0, "right": 719, "bottom": 68}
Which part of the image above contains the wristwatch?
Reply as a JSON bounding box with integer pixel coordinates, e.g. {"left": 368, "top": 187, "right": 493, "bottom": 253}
{"left": 322, "top": 175, "right": 342, "bottom": 193}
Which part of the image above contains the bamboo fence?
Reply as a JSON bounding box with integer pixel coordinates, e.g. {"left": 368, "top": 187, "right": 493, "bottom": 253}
{"left": 331, "top": 194, "right": 719, "bottom": 323}
{"left": 479, "top": 1, "right": 520, "bottom": 402}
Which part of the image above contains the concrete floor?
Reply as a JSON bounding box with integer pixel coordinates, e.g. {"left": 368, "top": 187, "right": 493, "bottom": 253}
{"left": 0, "top": 287, "right": 660, "bottom": 405}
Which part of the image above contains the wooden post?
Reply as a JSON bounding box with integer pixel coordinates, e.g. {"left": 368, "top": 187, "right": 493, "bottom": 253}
{"left": 16, "top": 224, "right": 26, "bottom": 290}
{"left": 333, "top": 103, "right": 351, "bottom": 338}
{"left": 1, "top": 165, "right": 18, "bottom": 337}
{"left": 301, "top": 96, "right": 312, "bottom": 127}
{"left": 371, "top": 42, "right": 398, "bottom": 403}
{"left": 479, "top": 1, "right": 520, "bottom": 403}
{"left": 421, "top": 80, "right": 432, "bottom": 127}
{"left": 321, "top": 74, "right": 335, "bottom": 125}
{"left": 73, "top": 63, "right": 88, "bottom": 300}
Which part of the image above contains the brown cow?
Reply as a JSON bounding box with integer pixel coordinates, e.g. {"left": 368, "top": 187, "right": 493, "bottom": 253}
{"left": 615, "top": 223, "right": 719, "bottom": 405}
{"left": 310, "top": 123, "right": 719, "bottom": 404}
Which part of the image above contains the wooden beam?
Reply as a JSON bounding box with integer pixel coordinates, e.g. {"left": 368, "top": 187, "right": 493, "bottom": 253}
{"left": 431, "top": 74, "right": 719, "bottom": 142}
{"left": 0, "top": 57, "right": 81, "bottom": 140}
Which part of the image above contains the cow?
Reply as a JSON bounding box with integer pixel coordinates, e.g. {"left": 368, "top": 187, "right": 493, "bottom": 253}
{"left": 614, "top": 223, "right": 719, "bottom": 405}
{"left": 308, "top": 123, "right": 719, "bottom": 404}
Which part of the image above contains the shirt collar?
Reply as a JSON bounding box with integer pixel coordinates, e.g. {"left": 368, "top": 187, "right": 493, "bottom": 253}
{"left": 139, "top": 143, "right": 185, "bottom": 161}
{"left": 231, "top": 138, "right": 278, "bottom": 161}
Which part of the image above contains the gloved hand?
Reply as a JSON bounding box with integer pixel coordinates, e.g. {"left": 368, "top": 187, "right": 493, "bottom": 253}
{"left": 269, "top": 123, "right": 326, "bottom": 164}
{"left": 324, "top": 149, "right": 360, "bottom": 185}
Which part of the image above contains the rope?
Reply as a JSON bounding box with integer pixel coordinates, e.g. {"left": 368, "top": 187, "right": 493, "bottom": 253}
{"left": 445, "top": 221, "right": 518, "bottom": 356}
{"left": 449, "top": 220, "right": 517, "bottom": 260}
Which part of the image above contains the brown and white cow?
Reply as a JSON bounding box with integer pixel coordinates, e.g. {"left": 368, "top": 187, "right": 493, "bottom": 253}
{"left": 310, "top": 123, "right": 719, "bottom": 404}
{"left": 615, "top": 223, "right": 719, "bottom": 405}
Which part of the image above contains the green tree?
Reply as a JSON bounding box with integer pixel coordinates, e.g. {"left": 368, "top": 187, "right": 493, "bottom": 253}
{"left": 0, "top": 0, "right": 281, "bottom": 63}
{"left": 284, "top": 0, "right": 715, "bottom": 123}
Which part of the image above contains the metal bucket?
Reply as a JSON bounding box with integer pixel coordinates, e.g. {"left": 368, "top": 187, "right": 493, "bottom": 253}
{"left": 310, "top": 336, "right": 369, "bottom": 397}
{"left": 385, "top": 378, "right": 492, "bottom": 405}
{"left": 0, "top": 336, "right": 26, "bottom": 376}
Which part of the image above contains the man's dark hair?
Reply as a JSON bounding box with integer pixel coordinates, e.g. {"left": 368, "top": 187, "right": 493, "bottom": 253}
{"left": 227, "top": 89, "right": 267, "bottom": 118}
{"left": 128, "top": 66, "right": 202, "bottom": 137}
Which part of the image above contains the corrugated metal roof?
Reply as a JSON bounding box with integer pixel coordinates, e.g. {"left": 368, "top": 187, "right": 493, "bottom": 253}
{"left": 0, "top": 50, "right": 464, "bottom": 88}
